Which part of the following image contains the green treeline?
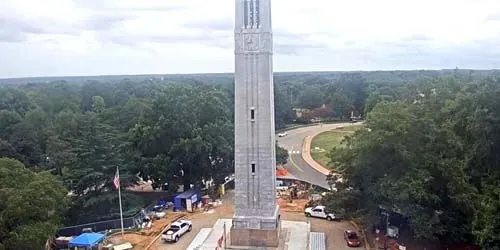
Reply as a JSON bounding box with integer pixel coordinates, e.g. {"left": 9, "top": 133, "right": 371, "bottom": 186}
{"left": 0, "top": 69, "right": 499, "bottom": 248}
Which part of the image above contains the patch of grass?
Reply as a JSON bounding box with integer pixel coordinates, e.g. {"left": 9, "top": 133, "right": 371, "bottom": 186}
{"left": 310, "top": 125, "right": 363, "bottom": 168}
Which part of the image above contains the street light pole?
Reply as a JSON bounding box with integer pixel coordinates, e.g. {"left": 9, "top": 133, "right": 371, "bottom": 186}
{"left": 223, "top": 222, "right": 227, "bottom": 249}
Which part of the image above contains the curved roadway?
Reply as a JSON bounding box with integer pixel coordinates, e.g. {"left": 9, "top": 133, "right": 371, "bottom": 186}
{"left": 277, "top": 123, "right": 352, "bottom": 190}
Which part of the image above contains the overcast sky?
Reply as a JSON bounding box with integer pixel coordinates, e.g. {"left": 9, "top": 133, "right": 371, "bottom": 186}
{"left": 2, "top": 0, "right": 500, "bottom": 78}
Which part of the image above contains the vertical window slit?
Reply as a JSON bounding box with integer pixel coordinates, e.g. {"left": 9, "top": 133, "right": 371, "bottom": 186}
{"left": 255, "top": 0, "right": 260, "bottom": 27}
{"left": 244, "top": 0, "right": 248, "bottom": 27}
{"left": 249, "top": 0, "right": 254, "bottom": 27}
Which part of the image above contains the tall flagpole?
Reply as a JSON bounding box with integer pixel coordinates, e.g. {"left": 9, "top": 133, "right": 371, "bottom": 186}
{"left": 117, "top": 167, "right": 124, "bottom": 235}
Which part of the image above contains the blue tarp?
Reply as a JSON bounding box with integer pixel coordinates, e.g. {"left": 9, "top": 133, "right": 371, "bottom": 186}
{"left": 174, "top": 189, "right": 201, "bottom": 211}
{"left": 68, "top": 233, "right": 105, "bottom": 248}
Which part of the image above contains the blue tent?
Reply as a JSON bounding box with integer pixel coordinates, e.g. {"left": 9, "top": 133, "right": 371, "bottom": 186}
{"left": 174, "top": 189, "right": 201, "bottom": 211}
{"left": 68, "top": 233, "right": 105, "bottom": 248}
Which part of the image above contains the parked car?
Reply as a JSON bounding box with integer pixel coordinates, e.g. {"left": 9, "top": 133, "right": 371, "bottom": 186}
{"left": 344, "top": 230, "right": 361, "bottom": 247}
{"left": 278, "top": 132, "right": 288, "bottom": 137}
{"left": 161, "top": 220, "right": 192, "bottom": 242}
{"left": 304, "top": 205, "right": 337, "bottom": 221}
{"left": 153, "top": 206, "right": 167, "bottom": 219}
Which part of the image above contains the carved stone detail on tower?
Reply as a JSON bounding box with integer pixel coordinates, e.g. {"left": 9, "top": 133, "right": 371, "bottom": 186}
{"left": 236, "top": 32, "right": 272, "bottom": 53}
{"left": 243, "top": 33, "right": 260, "bottom": 52}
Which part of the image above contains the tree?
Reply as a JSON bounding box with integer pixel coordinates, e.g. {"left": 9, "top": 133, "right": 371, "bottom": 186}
{"left": 91, "top": 96, "right": 105, "bottom": 113}
{"left": 0, "top": 158, "right": 68, "bottom": 250}
{"left": 276, "top": 145, "right": 288, "bottom": 165}
{"left": 325, "top": 78, "right": 484, "bottom": 244}
{"left": 274, "top": 85, "right": 296, "bottom": 129}
{"left": 297, "top": 86, "right": 324, "bottom": 109}
{"left": 453, "top": 79, "right": 500, "bottom": 248}
{"left": 0, "top": 87, "right": 31, "bottom": 114}
{"left": 337, "top": 73, "right": 368, "bottom": 114}
{"left": 0, "top": 110, "right": 22, "bottom": 138}
{"left": 62, "top": 111, "right": 137, "bottom": 223}
{"left": 129, "top": 84, "right": 234, "bottom": 191}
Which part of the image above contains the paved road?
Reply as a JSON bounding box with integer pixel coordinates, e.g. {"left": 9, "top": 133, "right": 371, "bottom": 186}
{"left": 277, "top": 123, "right": 353, "bottom": 190}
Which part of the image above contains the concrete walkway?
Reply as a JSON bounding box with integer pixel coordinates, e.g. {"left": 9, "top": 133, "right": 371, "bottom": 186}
{"left": 193, "top": 219, "right": 311, "bottom": 250}
{"left": 282, "top": 220, "right": 310, "bottom": 250}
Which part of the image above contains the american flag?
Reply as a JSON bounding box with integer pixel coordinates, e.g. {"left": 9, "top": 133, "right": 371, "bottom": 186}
{"left": 113, "top": 167, "right": 120, "bottom": 190}
{"left": 217, "top": 235, "right": 224, "bottom": 247}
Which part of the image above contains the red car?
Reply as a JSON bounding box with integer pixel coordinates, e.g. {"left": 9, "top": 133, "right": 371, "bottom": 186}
{"left": 344, "top": 230, "right": 361, "bottom": 247}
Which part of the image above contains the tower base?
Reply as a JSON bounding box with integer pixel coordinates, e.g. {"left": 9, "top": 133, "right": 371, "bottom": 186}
{"left": 230, "top": 224, "right": 280, "bottom": 247}
{"left": 188, "top": 219, "right": 310, "bottom": 250}
{"left": 231, "top": 206, "right": 280, "bottom": 247}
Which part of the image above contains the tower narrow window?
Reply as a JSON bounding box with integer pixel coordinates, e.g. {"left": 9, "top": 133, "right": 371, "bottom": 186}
{"left": 249, "top": 0, "right": 254, "bottom": 27}
{"left": 254, "top": 0, "right": 260, "bottom": 27}
{"left": 250, "top": 107, "right": 255, "bottom": 121}
{"left": 244, "top": 0, "right": 249, "bottom": 27}
{"left": 251, "top": 163, "right": 256, "bottom": 174}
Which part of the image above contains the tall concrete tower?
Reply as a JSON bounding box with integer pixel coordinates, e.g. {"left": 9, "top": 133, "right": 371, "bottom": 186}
{"left": 231, "top": 0, "right": 280, "bottom": 247}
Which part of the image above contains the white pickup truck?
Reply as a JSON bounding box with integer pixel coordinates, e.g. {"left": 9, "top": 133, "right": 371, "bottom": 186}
{"left": 304, "top": 205, "right": 337, "bottom": 221}
{"left": 161, "top": 220, "right": 193, "bottom": 242}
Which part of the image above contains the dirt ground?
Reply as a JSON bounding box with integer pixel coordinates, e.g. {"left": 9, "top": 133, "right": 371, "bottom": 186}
{"left": 277, "top": 198, "right": 309, "bottom": 212}
{"left": 155, "top": 192, "right": 234, "bottom": 250}
{"left": 154, "top": 190, "right": 361, "bottom": 250}
{"left": 106, "top": 189, "right": 362, "bottom": 250}
{"left": 107, "top": 213, "right": 186, "bottom": 249}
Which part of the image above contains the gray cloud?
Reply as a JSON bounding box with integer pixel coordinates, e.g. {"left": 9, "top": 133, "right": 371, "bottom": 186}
{"left": 275, "top": 42, "right": 329, "bottom": 56}
{"left": 0, "top": 16, "right": 78, "bottom": 42}
{"left": 360, "top": 37, "right": 500, "bottom": 69}
{"left": 101, "top": 31, "right": 232, "bottom": 49}
{"left": 0, "top": 30, "right": 26, "bottom": 43}
{"left": 400, "top": 34, "right": 432, "bottom": 42}
{"left": 0, "top": 13, "right": 135, "bottom": 43}
{"left": 485, "top": 14, "right": 500, "bottom": 21}
{"left": 0, "top": 16, "right": 44, "bottom": 34}
{"left": 74, "top": 0, "right": 186, "bottom": 12}
{"left": 274, "top": 28, "right": 312, "bottom": 40}
{"left": 184, "top": 18, "right": 233, "bottom": 31}
{"left": 83, "top": 13, "right": 136, "bottom": 31}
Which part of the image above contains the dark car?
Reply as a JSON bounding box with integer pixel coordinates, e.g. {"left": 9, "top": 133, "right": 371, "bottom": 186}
{"left": 344, "top": 230, "right": 361, "bottom": 247}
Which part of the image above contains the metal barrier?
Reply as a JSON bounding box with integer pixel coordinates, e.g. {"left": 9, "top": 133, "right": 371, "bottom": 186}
{"left": 57, "top": 217, "right": 136, "bottom": 236}
{"left": 56, "top": 202, "right": 158, "bottom": 236}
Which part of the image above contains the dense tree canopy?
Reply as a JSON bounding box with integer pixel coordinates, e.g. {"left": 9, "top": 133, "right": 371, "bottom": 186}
{"left": 0, "top": 158, "right": 68, "bottom": 250}
{"left": 0, "top": 77, "right": 298, "bottom": 225}
{"left": 325, "top": 77, "right": 500, "bottom": 248}
{"left": 1, "top": 70, "right": 500, "bottom": 248}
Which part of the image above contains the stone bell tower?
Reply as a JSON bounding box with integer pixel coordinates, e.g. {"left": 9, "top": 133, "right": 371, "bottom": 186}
{"left": 231, "top": 0, "right": 280, "bottom": 247}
